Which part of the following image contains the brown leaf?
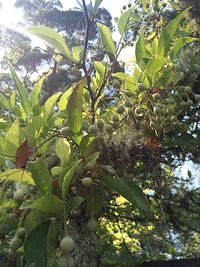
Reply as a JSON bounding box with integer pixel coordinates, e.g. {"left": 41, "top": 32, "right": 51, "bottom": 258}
{"left": 16, "top": 139, "right": 33, "bottom": 168}
{"left": 145, "top": 136, "right": 160, "bottom": 152}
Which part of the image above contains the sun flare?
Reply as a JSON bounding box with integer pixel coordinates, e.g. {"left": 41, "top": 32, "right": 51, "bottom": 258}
{"left": 0, "top": 0, "right": 23, "bottom": 27}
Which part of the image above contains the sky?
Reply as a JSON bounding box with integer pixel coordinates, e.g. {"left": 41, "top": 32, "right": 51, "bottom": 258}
{"left": 0, "top": 0, "right": 134, "bottom": 62}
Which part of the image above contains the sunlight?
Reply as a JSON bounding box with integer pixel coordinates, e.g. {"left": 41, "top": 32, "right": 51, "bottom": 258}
{"left": 0, "top": 0, "right": 23, "bottom": 27}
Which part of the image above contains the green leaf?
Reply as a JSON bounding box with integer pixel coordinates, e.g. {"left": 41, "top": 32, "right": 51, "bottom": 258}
{"left": 94, "top": 0, "right": 103, "bottom": 13}
{"left": 24, "top": 209, "right": 50, "bottom": 234}
{"left": 97, "top": 175, "right": 150, "bottom": 215}
{"left": 117, "top": 6, "right": 134, "bottom": 37}
{"left": 135, "top": 30, "right": 147, "bottom": 70}
{"left": 94, "top": 61, "right": 106, "bottom": 78}
{"left": 30, "top": 77, "right": 45, "bottom": 107}
{"left": 79, "top": 135, "right": 95, "bottom": 157}
{"left": 55, "top": 138, "right": 71, "bottom": 167}
{"left": 26, "top": 26, "right": 72, "bottom": 59}
{"left": 170, "top": 37, "right": 197, "bottom": 58}
{"left": 24, "top": 220, "right": 51, "bottom": 267}
{"left": 28, "top": 195, "right": 63, "bottom": 215}
{"left": 0, "top": 92, "right": 10, "bottom": 110}
{"left": 66, "top": 79, "right": 86, "bottom": 140}
{"left": 0, "top": 169, "right": 35, "bottom": 185}
{"left": 10, "top": 90, "right": 17, "bottom": 109}
{"left": 44, "top": 92, "right": 62, "bottom": 115}
{"left": 158, "top": 8, "right": 190, "bottom": 56}
{"left": 58, "top": 86, "right": 74, "bottom": 111}
{"left": 144, "top": 56, "right": 169, "bottom": 85}
{"left": 72, "top": 46, "right": 84, "bottom": 63}
{"left": 0, "top": 200, "right": 18, "bottom": 209}
{"left": 62, "top": 161, "right": 80, "bottom": 200}
{"left": 5, "top": 119, "right": 19, "bottom": 157}
{"left": 97, "top": 23, "right": 116, "bottom": 56}
{"left": 8, "top": 63, "right": 31, "bottom": 116}
{"left": 28, "top": 159, "right": 52, "bottom": 195}
{"left": 65, "top": 196, "right": 84, "bottom": 213}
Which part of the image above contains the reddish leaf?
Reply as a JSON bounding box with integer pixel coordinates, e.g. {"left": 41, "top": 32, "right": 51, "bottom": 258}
{"left": 16, "top": 139, "right": 33, "bottom": 168}
{"left": 145, "top": 136, "right": 160, "bottom": 152}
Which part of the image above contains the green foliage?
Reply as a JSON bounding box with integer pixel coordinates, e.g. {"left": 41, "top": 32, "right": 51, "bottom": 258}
{"left": 0, "top": 2, "right": 199, "bottom": 267}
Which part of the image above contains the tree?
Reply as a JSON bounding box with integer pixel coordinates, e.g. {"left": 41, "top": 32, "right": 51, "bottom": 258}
{"left": 0, "top": 0, "right": 200, "bottom": 266}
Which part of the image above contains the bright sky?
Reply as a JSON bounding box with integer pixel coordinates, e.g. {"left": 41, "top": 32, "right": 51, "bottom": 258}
{"left": 0, "top": 0, "right": 133, "bottom": 62}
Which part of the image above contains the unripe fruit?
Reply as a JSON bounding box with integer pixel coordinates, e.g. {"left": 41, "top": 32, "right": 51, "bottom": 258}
{"left": 113, "top": 80, "right": 121, "bottom": 89}
{"left": 9, "top": 236, "right": 22, "bottom": 251}
{"left": 138, "top": 83, "right": 146, "bottom": 91}
{"left": 135, "top": 106, "right": 142, "bottom": 115}
{"left": 85, "top": 161, "right": 96, "bottom": 171}
{"left": 97, "top": 119, "right": 104, "bottom": 129}
{"left": 60, "top": 237, "right": 75, "bottom": 253}
{"left": 125, "top": 90, "right": 134, "bottom": 97}
{"left": 181, "top": 101, "right": 187, "bottom": 109}
{"left": 18, "top": 227, "right": 26, "bottom": 239}
{"left": 194, "top": 94, "right": 200, "bottom": 102}
{"left": 88, "top": 125, "right": 98, "bottom": 136}
{"left": 112, "top": 114, "right": 119, "bottom": 123}
{"left": 117, "top": 104, "right": 125, "bottom": 114}
{"left": 13, "top": 189, "right": 24, "bottom": 202}
{"left": 81, "top": 177, "right": 93, "bottom": 188}
{"left": 105, "top": 124, "right": 113, "bottom": 133}
{"left": 184, "top": 86, "right": 191, "bottom": 94}
{"left": 5, "top": 189, "right": 13, "bottom": 199}
{"left": 61, "top": 127, "right": 71, "bottom": 137}
{"left": 153, "top": 107, "right": 162, "bottom": 116}
{"left": 87, "top": 217, "right": 99, "bottom": 232}
{"left": 57, "top": 255, "right": 75, "bottom": 267}
{"left": 125, "top": 100, "right": 132, "bottom": 108}
{"left": 186, "top": 99, "right": 193, "bottom": 107}
{"left": 153, "top": 93, "right": 161, "bottom": 101}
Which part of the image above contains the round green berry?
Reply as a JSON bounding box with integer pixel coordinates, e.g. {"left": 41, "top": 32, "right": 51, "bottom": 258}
{"left": 97, "top": 119, "right": 104, "bottom": 129}
{"left": 60, "top": 127, "right": 71, "bottom": 137}
{"left": 60, "top": 237, "right": 75, "bottom": 253}
{"left": 117, "top": 104, "right": 125, "bottom": 114}
{"left": 88, "top": 125, "right": 98, "bottom": 136}
{"left": 81, "top": 177, "right": 93, "bottom": 188}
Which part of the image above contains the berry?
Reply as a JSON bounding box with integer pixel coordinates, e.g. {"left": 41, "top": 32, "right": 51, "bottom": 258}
{"left": 60, "top": 237, "right": 75, "bottom": 253}
{"left": 186, "top": 99, "right": 193, "bottom": 107}
{"left": 88, "top": 125, "right": 98, "bottom": 136}
{"left": 97, "top": 119, "right": 104, "bottom": 129}
{"left": 128, "top": 3, "right": 131, "bottom": 8}
{"left": 184, "top": 86, "right": 191, "bottom": 94}
{"left": 9, "top": 236, "right": 22, "bottom": 251}
{"left": 18, "top": 227, "right": 26, "bottom": 239}
{"left": 122, "top": 5, "right": 126, "bottom": 10}
{"left": 153, "top": 93, "right": 161, "bottom": 101}
{"left": 171, "top": 116, "right": 177, "bottom": 123}
{"left": 146, "top": 3, "right": 150, "bottom": 8}
{"left": 87, "top": 217, "right": 99, "bottom": 232}
{"left": 135, "top": 106, "right": 143, "bottom": 115}
{"left": 138, "top": 83, "right": 146, "bottom": 91}
{"left": 113, "top": 80, "right": 121, "bottom": 89}
{"left": 125, "top": 100, "right": 132, "bottom": 108}
{"left": 194, "top": 94, "right": 200, "bottom": 102}
{"left": 125, "top": 90, "right": 134, "bottom": 97}
{"left": 60, "top": 127, "right": 71, "bottom": 137}
{"left": 85, "top": 161, "right": 96, "bottom": 171}
{"left": 5, "top": 189, "right": 13, "bottom": 199}
{"left": 181, "top": 101, "right": 187, "bottom": 109}
{"left": 117, "top": 104, "right": 125, "bottom": 114}
{"left": 153, "top": 107, "right": 162, "bottom": 116}
{"left": 13, "top": 189, "right": 24, "bottom": 202}
{"left": 81, "top": 177, "right": 93, "bottom": 188}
